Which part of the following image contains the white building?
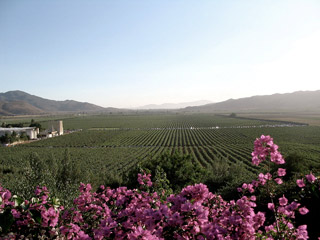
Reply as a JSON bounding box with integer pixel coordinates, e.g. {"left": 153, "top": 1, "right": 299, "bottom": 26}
{"left": 0, "top": 127, "right": 39, "bottom": 140}
{"left": 47, "top": 120, "right": 64, "bottom": 136}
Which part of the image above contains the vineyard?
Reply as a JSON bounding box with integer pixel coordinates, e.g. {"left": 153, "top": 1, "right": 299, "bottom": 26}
{"left": 1, "top": 113, "right": 320, "bottom": 194}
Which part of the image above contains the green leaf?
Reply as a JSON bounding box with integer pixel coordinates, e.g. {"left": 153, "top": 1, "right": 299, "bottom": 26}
{"left": 30, "top": 209, "right": 42, "bottom": 224}
{"left": 0, "top": 209, "right": 14, "bottom": 234}
{"left": 52, "top": 197, "right": 61, "bottom": 209}
{"left": 13, "top": 195, "right": 24, "bottom": 207}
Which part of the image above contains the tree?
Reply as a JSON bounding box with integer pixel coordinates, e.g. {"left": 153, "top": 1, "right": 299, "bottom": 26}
{"left": 27, "top": 152, "right": 46, "bottom": 186}
{"left": 56, "top": 149, "right": 83, "bottom": 206}
{"left": 46, "top": 154, "right": 58, "bottom": 179}
{"left": 29, "top": 121, "right": 42, "bottom": 131}
{"left": 0, "top": 133, "right": 13, "bottom": 144}
{"left": 19, "top": 132, "right": 29, "bottom": 141}
{"left": 11, "top": 131, "right": 18, "bottom": 142}
{"left": 16, "top": 153, "right": 49, "bottom": 199}
{"left": 57, "top": 149, "right": 72, "bottom": 187}
{"left": 125, "top": 151, "right": 206, "bottom": 192}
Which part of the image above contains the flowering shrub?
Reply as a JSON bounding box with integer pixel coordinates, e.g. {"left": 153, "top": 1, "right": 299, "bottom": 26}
{"left": 0, "top": 186, "right": 62, "bottom": 239}
{"left": 0, "top": 135, "right": 319, "bottom": 239}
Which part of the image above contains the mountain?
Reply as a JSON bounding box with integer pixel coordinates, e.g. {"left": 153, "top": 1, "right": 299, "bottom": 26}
{"left": 184, "top": 90, "right": 320, "bottom": 113}
{"left": 137, "top": 100, "right": 213, "bottom": 110}
{"left": 0, "top": 101, "right": 44, "bottom": 116}
{"left": 0, "top": 91, "right": 113, "bottom": 115}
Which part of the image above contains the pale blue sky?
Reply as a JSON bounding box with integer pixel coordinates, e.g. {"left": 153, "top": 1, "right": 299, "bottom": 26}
{"left": 1, "top": 0, "right": 320, "bottom": 108}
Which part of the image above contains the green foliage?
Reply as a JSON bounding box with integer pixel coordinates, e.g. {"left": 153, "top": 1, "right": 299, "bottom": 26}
{"left": 2, "top": 123, "right": 24, "bottom": 128}
{"left": 57, "top": 149, "right": 72, "bottom": 187}
{"left": 55, "top": 149, "right": 83, "bottom": 206}
{"left": 0, "top": 133, "right": 12, "bottom": 144}
{"left": 0, "top": 149, "right": 84, "bottom": 207}
{"left": 46, "top": 153, "right": 58, "bottom": 178}
{"left": 205, "top": 159, "right": 254, "bottom": 199}
{"left": 0, "top": 132, "right": 19, "bottom": 144}
{"left": 29, "top": 119, "right": 43, "bottom": 131}
{"left": 0, "top": 131, "right": 30, "bottom": 144}
{"left": 126, "top": 151, "right": 207, "bottom": 192}
{"left": 153, "top": 165, "right": 173, "bottom": 199}
{"left": 12, "top": 153, "right": 48, "bottom": 198}
{"left": 19, "top": 132, "right": 29, "bottom": 141}
{"left": 0, "top": 209, "right": 14, "bottom": 234}
{"left": 281, "top": 152, "right": 315, "bottom": 179}
{"left": 28, "top": 152, "right": 46, "bottom": 185}
{"left": 102, "top": 171, "right": 124, "bottom": 189}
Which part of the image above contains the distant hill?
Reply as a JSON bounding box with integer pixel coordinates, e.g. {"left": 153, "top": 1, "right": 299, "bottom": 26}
{"left": 0, "top": 91, "right": 115, "bottom": 115}
{"left": 184, "top": 90, "right": 320, "bottom": 113}
{"left": 0, "top": 101, "right": 44, "bottom": 116}
{"left": 137, "top": 100, "right": 213, "bottom": 110}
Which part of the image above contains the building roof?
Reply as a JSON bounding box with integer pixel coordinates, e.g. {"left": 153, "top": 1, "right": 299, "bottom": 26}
{"left": 0, "top": 127, "right": 36, "bottom": 131}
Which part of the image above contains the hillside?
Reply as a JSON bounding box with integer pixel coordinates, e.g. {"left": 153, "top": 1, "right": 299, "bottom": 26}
{"left": 184, "top": 90, "right": 320, "bottom": 113}
{"left": 0, "top": 101, "right": 44, "bottom": 116}
{"left": 0, "top": 91, "right": 113, "bottom": 115}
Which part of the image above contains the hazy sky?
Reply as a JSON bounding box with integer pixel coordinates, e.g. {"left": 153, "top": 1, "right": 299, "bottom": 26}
{"left": 1, "top": 0, "right": 320, "bottom": 108}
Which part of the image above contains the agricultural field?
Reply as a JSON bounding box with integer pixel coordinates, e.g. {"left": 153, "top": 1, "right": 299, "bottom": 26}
{"left": 1, "top": 113, "right": 320, "bottom": 196}
{"left": 237, "top": 111, "right": 320, "bottom": 126}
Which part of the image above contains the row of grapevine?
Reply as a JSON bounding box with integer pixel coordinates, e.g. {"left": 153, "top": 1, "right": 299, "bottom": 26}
{"left": 21, "top": 125, "right": 320, "bottom": 177}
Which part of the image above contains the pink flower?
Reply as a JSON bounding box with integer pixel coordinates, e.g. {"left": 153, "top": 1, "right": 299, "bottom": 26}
{"left": 137, "top": 172, "right": 153, "bottom": 187}
{"left": 299, "top": 207, "right": 309, "bottom": 215}
{"left": 306, "top": 173, "right": 316, "bottom": 183}
{"left": 247, "top": 184, "right": 255, "bottom": 193}
{"left": 1, "top": 190, "right": 11, "bottom": 201}
{"left": 265, "top": 173, "right": 272, "bottom": 180}
{"left": 250, "top": 196, "right": 256, "bottom": 201}
{"left": 268, "top": 203, "right": 275, "bottom": 211}
{"left": 287, "top": 201, "right": 300, "bottom": 211}
{"left": 258, "top": 173, "right": 268, "bottom": 185}
{"left": 274, "top": 178, "right": 283, "bottom": 184}
{"left": 297, "top": 225, "right": 308, "bottom": 240}
{"left": 296, "top": 179, "right": 305, "bottom": 188}
{"left": 11, "top": 209, "right": 21, "bottom": 218}
{"left": 277, "top": 168, "right": 286, "bottom": 177}
{"left": 279, "top": 195, "right": 288, "bottom": 206}
{"left": 270, "top": 151, "right": 285, "bottom": 164}
{"left": 251, "top": 135, "right": 285, "bottom": 166}
{"left": 128, "top": 226, "right": 160, "bottom": 240}
{"left": 252, "top": 156, "right": 262, "bottom": 166}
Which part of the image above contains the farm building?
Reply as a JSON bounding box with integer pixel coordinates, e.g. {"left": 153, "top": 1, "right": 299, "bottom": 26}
{"left": 39, "top": 120, "right": 64, "bottom": 138}
{"left": 0, "top": 127, "right": 39, "bottom": 140}
{"left": 50, "top": 120, "right": 64, "bottom": 135}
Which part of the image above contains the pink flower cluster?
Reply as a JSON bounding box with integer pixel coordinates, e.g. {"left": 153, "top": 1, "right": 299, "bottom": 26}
{"left": 265, "top": 195, "right": 310, "bottom": 237}
{"left": 138, "top": 172, "right": 153, "bottom": 187}
{"left": 0, "top": 186, "right": 62, "bottom": 238}
{"left": 0, "top": 185, "right": 12, "bottom": 207}
{"left": 297, "top": 172, "right": 318, "bottom": 188}
{"left": 56, "top": 182, "right": 270, "bottom": 239}
{"left": 0, "top": 135, "right": 319, "bottom": 239}
{"left": 251, "top": 135, "right": 285, "bottom": 165}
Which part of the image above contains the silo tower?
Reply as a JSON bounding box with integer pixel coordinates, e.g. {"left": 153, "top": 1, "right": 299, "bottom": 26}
{"left": 57, "top": 120, "right": 63, "bottom": 135}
